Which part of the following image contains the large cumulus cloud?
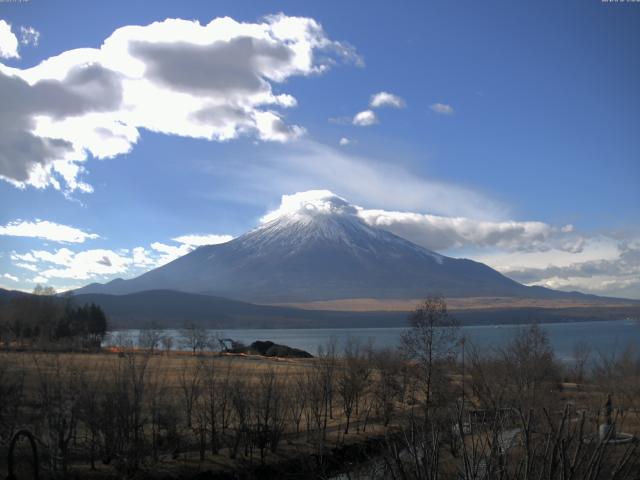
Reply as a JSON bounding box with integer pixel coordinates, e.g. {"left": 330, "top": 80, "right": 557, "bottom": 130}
{"left": 0, "top": 63, "right": 122, "bottom": 190}
{"left": 0, "top": 14, "right": 358, "bottom": 191}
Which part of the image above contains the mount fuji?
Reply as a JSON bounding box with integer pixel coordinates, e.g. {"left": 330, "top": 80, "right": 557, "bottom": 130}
{"left": 76, "top": 191, "right": 593, "bottom": 304}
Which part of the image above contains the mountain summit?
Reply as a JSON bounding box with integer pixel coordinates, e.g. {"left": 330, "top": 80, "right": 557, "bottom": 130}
{"left": 76, "top": 191, "right": 579, "bottom": 303}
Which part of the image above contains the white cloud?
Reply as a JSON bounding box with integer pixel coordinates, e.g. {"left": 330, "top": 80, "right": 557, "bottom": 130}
{"left": 359, "top": 208, "right": 582, "bottom": 253}
{"left": 14, "top": 262, "right": 38, "bottom": 272}
{"left": 150, "top": 242, "right": 195, "bottom": 266}
{"left": 475, "top": 237, "right": 621, "bottom": 272}
{"left": 338, "top": 137, "right": 351, "bottom": 146}
{"left": 494, "top": 240, "right": 640, "bottom": 299}
{"left": 128, "top": 233, "right": 235, "bottom": 269}
{"left": 19, "top": 26, "right": 40, "bottom": 47}
{"left": 430, "top": 103, "right": 454, "bottom": 115}
{"left": 235, "top": 140, "right": 506, "bottom": 219}
{"left": 370, "top": 91, "right": 405, "bottom": 109}
{"left": 0, "top": 14, "right": 358, "bottom": 192}
{"left": 172, "top": 233, "right": 234, "bottom": 246}
{"left": 131, "top": 246, "right": 156, "bottom": 268}
{"left": 128, "top": 234, "right": 235, "bottom": 270}
{"left": 328, "top": 116, "right": 351, "bottom": 125}
{"left": 260, "top": 189, "right": 584, "bottom": 253}
{"left": 0, "top": 219, "right": 100, "bottom": 243}
{"left": 260, "top": 190, "right": 356, "bottom": 224}
{"left": 12, "top": 247, "right": 131, "bottom": 280}
{"left": 352, "top": 110, "right": 378, "bottom": 126}
{"left": 9, "top": 227, "right": 236, "bottom": 285}
{"left": 2, "top": 273, "right": 18, "bottom": 282}
{"left": 0, "top": 20, "right": 19, "bottom": 59}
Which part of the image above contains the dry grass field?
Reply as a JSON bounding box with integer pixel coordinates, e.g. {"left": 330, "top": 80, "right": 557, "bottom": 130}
{"left": 0, "top": 349, "right": 408, "bottom": 479}
{"left": 2, "top": 318, "right": 640, "bottom": 479}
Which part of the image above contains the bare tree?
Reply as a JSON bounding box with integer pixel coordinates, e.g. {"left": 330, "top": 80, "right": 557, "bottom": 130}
{"left": 252, "top": 367, "right": 287, "bottom": 463}
{"left": 145, "top": 356, "right": 169, "bottom": 462}
{"left": 304, "top": 366, "right": 328, "bottom": 447}
{"left": 160, "top": 334, "right": 174, "bottom": 353}
{"left": 371, "top": 347, "right": 404, "bottom": 427}
{"left": 229, "top": 373, "right": 251, "bottom": 460}
{"left": 289, "top": 370, "right": 308, "bottom": 438}
{"left": 501, "top": 323, "right": 561, "bottom": 411}
{"left": 198, "top": 355, "right": 235, "bottom": 456}
{"left": 178, "top": 358, "right": 202, "bottom": 430}
{"left": 97, "top": 352, "right": 151, "bottom": 475}
{"left": 180, "top": 322, "right": 211, "bottom": 355}
{"left": 77, "top": 361, "right": 106, "bottom": 470}
{"left": 0, "top": 353, "right": 24, "bottom": 443}
{"left": 316, "top": 338, "right": 338, "bottom": 432}
{"left": 337, "top": 337, "right": 371, "bottom": 434}
{"left": 401, "top": 296, "right": 460, "bottom": 416}
{"left": 33, "top": 354, "right": 81, "bottom": 475}
{"left": 592, "top": 343, "right": 640, "bottom": 421}
{"left": 138, "top": 321, "right": 163, "bottom": 354}
{"left": 569, "top": 340, "right": 592, "bottom": 384}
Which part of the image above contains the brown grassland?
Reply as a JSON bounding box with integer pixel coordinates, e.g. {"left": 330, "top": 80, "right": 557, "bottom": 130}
{"left": 1, "top": 298, "right": 640, "bottom": 479}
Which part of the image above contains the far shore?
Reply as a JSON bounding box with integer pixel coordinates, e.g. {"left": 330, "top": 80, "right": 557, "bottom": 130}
{"left": 107, "top": 313, "right": 640, "bottom": 331}
{"left": 272, "top": 295, "right": 640, "bottom": 312}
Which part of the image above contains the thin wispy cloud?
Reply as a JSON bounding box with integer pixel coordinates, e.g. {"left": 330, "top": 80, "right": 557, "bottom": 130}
{"left": 204, "top": 140, "right": 508, "bottom": 220}
{"left": 19, "top": 26, "right": 40, "bottom": 47}
{"left": 172, "top": 233, "right": 234, "bottom": 246}
{"left": 0, "top": 219, "right": 99, "bottom": 243}
{"left": 430, "top": 102, "right": 454, "bottom": 115}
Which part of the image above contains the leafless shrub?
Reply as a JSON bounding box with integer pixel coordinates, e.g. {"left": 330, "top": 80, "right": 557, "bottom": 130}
{"left": 0, "top": 353, "right": 23, "bottom": 443}
{"left": 592, "top": 344, "right": 640, "bottom": 421}
{"left": 180, "top": 322, "right": 212, "bottom": 355}
{"left": 337, "top": 337, "right": 373, "bottom": 434}
{"left": 372, "top": 348, "right": 405, "bottom": 427}
{"left": 33, "top": 354, "right": 81, "bottom": 476}
{"left": 138, "top": 322, "right": 163, "bottom": 354}
{"left": 97, "top": 352, "right": 151, "bottom": 476}
{"left": 568, "top": 341, "right": 593, "bottom": 383}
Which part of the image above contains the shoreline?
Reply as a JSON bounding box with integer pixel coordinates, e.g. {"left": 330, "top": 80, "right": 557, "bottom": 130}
{"left": 107, "top": 316, "right": 639, "bottom": 332}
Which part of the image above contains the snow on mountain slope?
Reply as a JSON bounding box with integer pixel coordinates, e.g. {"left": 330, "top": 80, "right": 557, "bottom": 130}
{"left": 75, "top": 191, "right": 578, "bottom": 302}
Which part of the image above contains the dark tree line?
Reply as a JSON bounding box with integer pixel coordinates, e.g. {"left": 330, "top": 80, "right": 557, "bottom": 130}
{"left": 0, "top": 285, "right": 107, "bottom": 350}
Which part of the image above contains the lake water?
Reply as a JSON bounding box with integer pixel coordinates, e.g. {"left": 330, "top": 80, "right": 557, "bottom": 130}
{"left": 108, "top": 319, "right": 640, "bottom": 362}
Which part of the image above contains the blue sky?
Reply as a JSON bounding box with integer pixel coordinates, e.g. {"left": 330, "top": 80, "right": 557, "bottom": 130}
{"left": 0, "top": 0, "right": 638, "bottom": 298}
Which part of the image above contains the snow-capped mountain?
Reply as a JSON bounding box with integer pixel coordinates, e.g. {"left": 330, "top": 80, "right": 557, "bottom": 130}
{"left": 76, "top": 191, "right": 576, "bottom": 302}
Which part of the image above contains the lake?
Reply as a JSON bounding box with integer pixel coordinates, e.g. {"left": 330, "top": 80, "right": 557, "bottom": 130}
{"left": 107, "top": 319, "right": 640, "bottom": 362}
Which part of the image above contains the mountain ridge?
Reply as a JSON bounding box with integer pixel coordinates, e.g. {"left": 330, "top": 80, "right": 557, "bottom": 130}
{"left": 74, "top": 192, "right": 625, "bottom": 305}
{"left": 4, "top": 287, "right": 638, "bottom": 330}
